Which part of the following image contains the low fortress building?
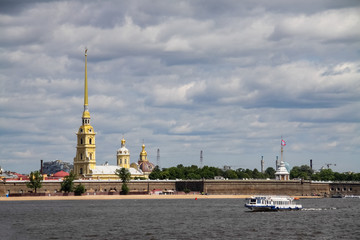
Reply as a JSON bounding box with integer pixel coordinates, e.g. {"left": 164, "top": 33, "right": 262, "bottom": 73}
{"left": 2, "top": 179, "right": 360, "bottom": 197}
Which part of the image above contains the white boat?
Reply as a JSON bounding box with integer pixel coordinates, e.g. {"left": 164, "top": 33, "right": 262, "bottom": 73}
{"left": 344, "top": 195, "right": 360, "bottom": 199}
{"left": 244, "top": 196, "right": 302, "bottom": 211}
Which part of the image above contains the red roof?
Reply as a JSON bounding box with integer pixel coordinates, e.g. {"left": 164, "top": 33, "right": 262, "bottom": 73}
{"left": 53, "top": 171, "right": 69, "bottom": 177}
{"left": 13, "top": 173, "right": 27, "bottom": 178}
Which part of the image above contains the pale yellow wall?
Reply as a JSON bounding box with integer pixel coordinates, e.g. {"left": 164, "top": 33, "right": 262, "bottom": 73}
{"left": 74, "top": 123, "right": 96, "bottom": 177}
{"left": 117, "top": 155, "right": 130, "bottom": 169}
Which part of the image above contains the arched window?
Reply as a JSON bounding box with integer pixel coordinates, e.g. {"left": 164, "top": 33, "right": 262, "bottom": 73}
{"left": 80, "top": 168, "right": 83, "bottom": 174}
{"left": 90, "top": 153, "right": 92, "bottom": 160}
{"left": 89, "top": 138, "right": 92, "bottom": 144}
{"left": 80, "top": 153, "right": 83, "bottom": 160}
{"left": 120, "top": 159, "right": 122, "bottom": 164}
{"left": 80, "top": 138, "right": 83, "bottom": 144}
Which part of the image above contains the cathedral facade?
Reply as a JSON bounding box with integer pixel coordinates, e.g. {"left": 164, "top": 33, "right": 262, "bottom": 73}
{"left": 73, "top": 50, "right": 154, "bottom": 180}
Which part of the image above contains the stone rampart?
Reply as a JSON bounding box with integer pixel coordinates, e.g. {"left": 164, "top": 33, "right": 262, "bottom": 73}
{"left": 1, "top": 180, "right": 360, "bottom": 197}
{"left": 203, "top": 180, "right": 329, "bottom": 196}
{"left": 329, "top": 182, "right": 360, "bottom": 196}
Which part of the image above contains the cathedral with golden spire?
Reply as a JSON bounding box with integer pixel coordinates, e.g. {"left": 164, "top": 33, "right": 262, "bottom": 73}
{"left": 73, "top": 49, "right": 154, "bottom": 180}
{"left": 73, "top": 49, "right": 96, "bottom": 176}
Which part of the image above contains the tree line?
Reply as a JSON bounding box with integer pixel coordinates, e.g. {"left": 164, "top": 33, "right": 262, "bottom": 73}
{"left": 149, "top": 164, "right": 277, "bottom": 180}
{"left": 149, "top": 164, "right": 360, "bottom": 181}
{"left": 290, "top": 165, "right": 360, "bottom": 181}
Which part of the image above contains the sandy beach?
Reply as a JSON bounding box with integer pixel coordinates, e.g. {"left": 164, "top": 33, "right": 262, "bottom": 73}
{"left": 0, "top": 194, "right": 322, "bottom": 201}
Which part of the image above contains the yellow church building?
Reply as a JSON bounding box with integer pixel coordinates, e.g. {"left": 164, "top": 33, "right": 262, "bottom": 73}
{"left": 73, "top": 49, "right": 154, "bottom": 180}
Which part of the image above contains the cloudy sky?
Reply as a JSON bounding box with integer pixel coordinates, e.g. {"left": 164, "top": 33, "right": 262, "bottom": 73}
{"left": 1, "top": 0, "right": 359, "bottom": 174}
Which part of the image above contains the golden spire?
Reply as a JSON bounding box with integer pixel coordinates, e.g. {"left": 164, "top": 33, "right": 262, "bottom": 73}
{"left": 82, "top": 48, "right": 90, "bottom": 121}
{"left": 84, "top": 48, "right": 88, "bottom": 110}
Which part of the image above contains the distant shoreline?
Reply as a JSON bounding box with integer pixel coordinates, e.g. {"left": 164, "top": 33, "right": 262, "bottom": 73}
{"left": 0, "top": 194, "right": 322, "bottom": 201}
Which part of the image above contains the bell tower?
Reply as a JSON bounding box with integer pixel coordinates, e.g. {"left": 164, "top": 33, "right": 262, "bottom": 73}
{"left": 117, "top": 138, "right": 130, "bottom": 168}
{"left": 73, "top": 49, "right": 96, "bottom": 177}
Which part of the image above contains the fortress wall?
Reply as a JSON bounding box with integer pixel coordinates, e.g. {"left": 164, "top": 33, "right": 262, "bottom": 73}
{"left": 330, "top": 182, "right": 360, "bottom": 195}
{"left": 1, "top": 180, "right": 360, "bottom": 197}
{"left": 203, "top": 180, "right": 330, "bottom": 196}
{"left": 0, "top": 181, "right": 62, "bottom": 195}
{"left": 0, "top": 181, "right": 177, "bottom": 196}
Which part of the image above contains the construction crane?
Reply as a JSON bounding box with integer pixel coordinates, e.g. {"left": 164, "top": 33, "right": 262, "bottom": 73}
{"left": 325, "top": 163, "right": 336, "bottom": 169}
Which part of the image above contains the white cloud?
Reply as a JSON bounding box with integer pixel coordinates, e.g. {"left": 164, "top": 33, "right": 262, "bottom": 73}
{"left": 0, "top": 0, "right": 359, "bottom": 173}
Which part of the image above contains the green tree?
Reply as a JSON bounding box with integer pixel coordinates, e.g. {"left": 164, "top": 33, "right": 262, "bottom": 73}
{"left": 317, "top": 169, "right": 335, "bottom": 181}
{"left": 74, "top": 184, "right": 85, "bottom": 195}
{"left": 224, "top": 169, "right": 238, "bottom": 179}
{"left": 265, "top": 167, "right": 276, "bottom": 179}
{"left": 236, "top": 168, "right": 249, "bottom": 179}
{"left": 200, "top": 166, "right": 215, "bottom": 179}
{"left": 149, "top": 165, "right": 162, "bottom": 180}
{"left": 290, "top": 166, "right": 301, "bottom": 179}
{"left": 26, "top": 171, "right": 42, "bottom": 193}
{"left": 244, "top": 169, "right": 253, "bottom": 178}
{"left": 115, "top": 168, "right": 131, "bottom": 183}
{"left": 160, "top": 170, "right": 170, "bottom": 180}
{"left": 121, "top": 183, "right": 129, "bottom": 195}
{"left": 168, "top": 167, "right": 184, "bottom": 179}
{"left": 115, "top": 168, "right": 131, "bottom": 195}
{"left": 187, "top": 172, "right": 201, "bottom": 179}
{"left": 334, "top": 172, "right": 346, "bottom": 181}
{"left": 252, "top": 168, "right": 265, "bottom": 179}
{"left": 206, "top": 166, "right": 223, "bottom": 177}
{"left": 60, "top": 172, "right": 76, "bottom": 193}
{"left": 290, "top": 165, "right": 313, "bottom": 180}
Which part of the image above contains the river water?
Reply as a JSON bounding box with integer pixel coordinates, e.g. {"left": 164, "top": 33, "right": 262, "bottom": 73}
{"left": 1, "top": 198, "right": 359, "bottom": 239}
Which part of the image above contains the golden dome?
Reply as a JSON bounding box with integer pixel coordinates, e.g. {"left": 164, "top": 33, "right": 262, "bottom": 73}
{"left": 82, "top": 110, "right": 90, "bottom": 118}
{"left": 140, "top": 144, "right": 147, "bottom": 156}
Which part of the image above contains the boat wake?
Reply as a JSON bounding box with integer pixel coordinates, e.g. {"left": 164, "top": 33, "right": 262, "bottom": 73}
{"left": 302, "top": 207, "right": 337, "bottom": 211}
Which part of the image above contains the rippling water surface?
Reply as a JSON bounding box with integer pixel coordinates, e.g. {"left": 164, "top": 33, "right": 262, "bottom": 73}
{"left": 1, "top": 198, "right": 359, "bottom": 239}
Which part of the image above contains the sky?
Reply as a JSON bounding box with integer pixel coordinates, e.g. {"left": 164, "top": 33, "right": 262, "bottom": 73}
{"left": 1, "top": 0, "right": 359, "bottom": 174}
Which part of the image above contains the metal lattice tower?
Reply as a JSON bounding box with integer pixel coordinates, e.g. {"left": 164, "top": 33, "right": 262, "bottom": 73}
{"left": 200, "top": 150, "right": 203, "bottom": 168}
{"left": 157, "top": 148, "right": 160, "bottom": 168}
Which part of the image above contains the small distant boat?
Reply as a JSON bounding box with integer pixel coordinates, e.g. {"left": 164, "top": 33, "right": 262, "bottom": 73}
{"left": 331, "top": 194, "right": 343, "bottom": 198}
{"left": 244, "top": 196, "right": 302, "bottom": 211}
{"left": 343, "top": 195, "right": 360, "bottom": 199}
